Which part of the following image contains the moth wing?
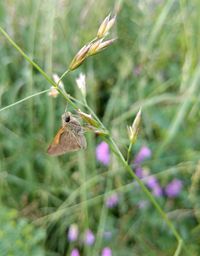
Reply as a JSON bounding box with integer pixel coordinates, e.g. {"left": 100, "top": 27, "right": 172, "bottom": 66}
{"left": 47, "top": 127, "right": 86, "bottom": 156}
{"left": 65, "top": 128, "right": 87, "bottom": 151}
{"left": 68, "top": 121, "right": 87, "bottom": 150}
{"left": 77, "top": 132, "right": 87, "bottom": 150}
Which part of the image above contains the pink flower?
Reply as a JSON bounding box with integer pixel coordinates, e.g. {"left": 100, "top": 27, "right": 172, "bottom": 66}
{"left": 106, "top": 193, "right": 119, "bottom": 208}
{"left": 135, "top": 166, "right": 144, "bottom": 178}
{"left": 152, "top": 184, "right": 163, "bottom": 197}
{"left": 84, "top": 229, "right": 95, "bottom": 246}
{"left": 133, "top": 146, "right": 163, "bottom": 197}
{"left": 134, "top": 146, "right": 151, "bottom": 165}
{"left": 70, "top": 248, "right": 80, "bottom": 256}
{"left": 145, "top": 175, "right": 158, "bottom": 189}
{"left": 165, "top": 179, "right": 183, "bottom": 198}
{"left": 144, "top": 175, "right": 163, "bottom": 197}
{"left": 96, "top": 142, "right": 110, "bottom": 165}
{"left": 102, "top": 247, "right": 112, "bottom": 256}
{"left": 68, "top": 224, "right": 78, "bottom": 242}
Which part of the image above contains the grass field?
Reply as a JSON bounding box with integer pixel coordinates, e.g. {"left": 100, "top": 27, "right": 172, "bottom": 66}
{"left": 0, "top": 0, "right": 200, "bottom": 255}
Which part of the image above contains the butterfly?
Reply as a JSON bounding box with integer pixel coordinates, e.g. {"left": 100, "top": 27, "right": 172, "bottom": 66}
{"left": 47, "top": 112, "right": 87, "bottom": 156}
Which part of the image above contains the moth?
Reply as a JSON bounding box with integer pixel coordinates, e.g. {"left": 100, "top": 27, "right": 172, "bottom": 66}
{"left": 47, "top": 112, "right": 87, "bottom": 156}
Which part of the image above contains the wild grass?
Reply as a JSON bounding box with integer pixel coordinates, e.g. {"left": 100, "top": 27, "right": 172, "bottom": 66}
{"left": 0, "top": 0, "right": 200, "bottom": 255}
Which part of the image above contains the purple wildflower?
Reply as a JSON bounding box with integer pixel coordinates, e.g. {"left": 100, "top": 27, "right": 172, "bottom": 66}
{"left": 106, "top": 193, "right": 119, "bottom": 208}
{"left": 133, "top": 146, "right": 163, "bottom": 197}
{"left": 102, "top": 247, "right": 112, "bottom": 256}
{"left": 165, "top": 179, "right": 183, "bottom": 198}
{"left": 134, "top": 146, "right": 151, "bottom": 165}
{"left": 71, "top": 248, "right": 80, "bottom": 256}
{"left": 152, "top": 184, "right": 163, "bottom": 197}
{"left": 135, "top": 166, "right": 144, "bottom": 178}
{"left": 145, "top": 175, "right": 158, "bottom": 190}
{"left": 96, "top": 142, "right": 110, "bottom": 166}
{"left": 142, "top": 173, "right": 163, "bottom": 196}
{"left": 84, "top": 229, "right": 95, "bottom": 246}
{"left": 68, "top": 224, "right": 78, "bottom": 242}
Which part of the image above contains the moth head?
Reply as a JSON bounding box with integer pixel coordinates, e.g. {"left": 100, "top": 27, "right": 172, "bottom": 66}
{"left": 65, "top": 114, "right": 71, "bottom": 123}
{"left": 61, "top": 112, "right": 81, "bottom": 127}
{"left": 61, "top": 112, "right": 71, "bottom": 125}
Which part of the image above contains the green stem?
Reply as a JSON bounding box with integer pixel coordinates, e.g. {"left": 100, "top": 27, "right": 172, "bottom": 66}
{"left": 92, "top": 177, "right": 111, "bottom": 254}
{"left": 0, "top": 89, "right": 50, "bottom": 112}
{"left": 58, "top": 69, "right": 70, "bottom": 85}
{"left": 174, "top": 239, "right": 183, "bottom": 256}
{"left": 126, "top": 142, "right": 133, "bottom": 164}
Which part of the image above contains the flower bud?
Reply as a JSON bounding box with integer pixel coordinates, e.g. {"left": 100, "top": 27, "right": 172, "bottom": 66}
{"left": 48, "top": 86, "right": 59, "bottom": 98}
{"left": 76, "top": 73, "right": 86, "bottom": 97}
{"left": 127, "top": 108, "right": 142, "bottom": 144}
{"left": 77, "top": 109, "right": 99, "bottom": 127}
{"left": 52, "top": 73, "right": 64, "bottom": 90}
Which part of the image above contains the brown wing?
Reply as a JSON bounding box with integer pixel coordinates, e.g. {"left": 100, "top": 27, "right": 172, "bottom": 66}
{"left": 47, "top": 126, "right": 86, "bottom": 156}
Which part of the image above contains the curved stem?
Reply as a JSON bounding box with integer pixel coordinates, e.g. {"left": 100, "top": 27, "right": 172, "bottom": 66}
{"left": 109, "top": 137, "right": 181, "bottom": 241}
{"left": 174, "top": 239, "right": 183, "bottom": 256}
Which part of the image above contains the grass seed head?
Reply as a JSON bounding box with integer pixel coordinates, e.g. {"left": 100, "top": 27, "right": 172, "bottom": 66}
{"left": 97, "top": 13, "right": 116, "bottom": 39}
{"left": 69, "top": 44, "right": 91, "bottom": 70}
{"left": 88, "top": 38, "right": 117, "bottom": 56}
{"left": 78, "top": 109, "right": 99, "bottom": 128}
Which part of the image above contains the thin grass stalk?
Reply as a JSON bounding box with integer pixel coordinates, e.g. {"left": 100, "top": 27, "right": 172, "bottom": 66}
{"left": 0, "top": 89, "right": 50, "bottom": 112}
{"left": 92, "top": 175, "right": 111, "bottom": 254}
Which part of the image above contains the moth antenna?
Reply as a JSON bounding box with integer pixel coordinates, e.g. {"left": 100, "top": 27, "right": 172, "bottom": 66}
{"left": 64, "top": 103, "right": 68, "bottom": 113}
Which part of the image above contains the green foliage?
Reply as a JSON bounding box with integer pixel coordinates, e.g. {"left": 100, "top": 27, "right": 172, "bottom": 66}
{"left": 0, "top": 207, "right": 45, "bottom": 256}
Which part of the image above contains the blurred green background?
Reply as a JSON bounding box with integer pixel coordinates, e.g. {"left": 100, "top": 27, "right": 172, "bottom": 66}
{"left": 0, "top": 0, "right": 200, "bottom": 255}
